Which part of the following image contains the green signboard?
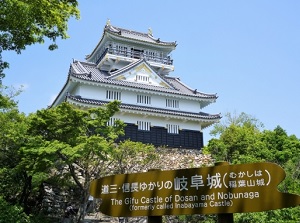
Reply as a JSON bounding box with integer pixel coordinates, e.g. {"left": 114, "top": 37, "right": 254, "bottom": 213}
{"left": 89, "top": 162, "right": 300, "bottom": 217}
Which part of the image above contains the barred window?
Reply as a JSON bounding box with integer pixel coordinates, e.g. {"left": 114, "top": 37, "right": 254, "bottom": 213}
{"left": 166, "top": 98, "right": 179, "bottom": 108}
{"left": 137, "top": 121, "right": 151, "bottom": 131}
{"left": 137, "top": 95, "right": 151, "bottom": 105}
{"left": 107, "top": 117, "right": 118, "bottom": 126}
{"left": 116, "top": 45, "right": 127, "bottom": 56}
{"left": 167, "top": 124, "right": 179, "bottom": 134}
{"left": 136, "top": 74, "right": 149, "bottom": 82}
{"left": 106, "top": 90, "right": 121, "bottom": 100}
{"left": 146, "top": 51, "right": 156, "bottom": 59}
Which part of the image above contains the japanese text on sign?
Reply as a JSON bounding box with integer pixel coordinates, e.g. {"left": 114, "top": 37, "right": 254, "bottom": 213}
{"left": 90, "top": 162, "right": 300, "bottom": 217}
{"left": 100, "top": 169, "right": 270, "bottom": 194}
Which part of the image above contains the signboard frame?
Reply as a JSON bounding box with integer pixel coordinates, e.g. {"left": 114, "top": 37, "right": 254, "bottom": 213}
{"left": 90, "top": 162, "right": 300, "bottom": 221}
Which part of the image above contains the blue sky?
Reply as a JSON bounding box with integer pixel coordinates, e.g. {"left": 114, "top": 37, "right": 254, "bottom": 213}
{"left": 3, "top": 1, "right": 300, "bottom": 145}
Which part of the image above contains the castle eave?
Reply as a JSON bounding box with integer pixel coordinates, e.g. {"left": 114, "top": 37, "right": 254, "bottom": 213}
{"left": 66, "top": 95, "right": 221, "bottom": 124}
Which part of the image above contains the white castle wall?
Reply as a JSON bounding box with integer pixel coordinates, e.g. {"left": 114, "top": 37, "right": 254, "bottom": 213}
{"left": 78, "top": 84, "right": 203, "bottom": 113}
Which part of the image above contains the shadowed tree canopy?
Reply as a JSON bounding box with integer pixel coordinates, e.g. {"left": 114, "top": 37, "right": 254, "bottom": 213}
{"left": 0, "top": 0, "right": 80, "bottom": 79}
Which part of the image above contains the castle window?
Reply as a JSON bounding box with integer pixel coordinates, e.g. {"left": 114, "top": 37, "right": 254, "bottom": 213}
{"left": 137, "top": 121, "right": 151, "bottom": 131}
{"left": 166, "top": 98, "right": 179, "bottom": 108}
{"left": 137, "top": 95, "right": 151, "bottom": 105}
{"left": 136, "top": 74, "right": 149, "bottom": 83}
{"left": 116, "top": 44, "right": 127, "bottom": 56}
{"left": 131, "top": 48, "right": 143, "bottom": 59}
{"left": 167, "top": 124, "right": 179, "bottom": 134}
{"left": 106, "top": 90, "right": 121, "bottom": 100}
{"left": 146, "top": 50, "right": 156, "bottom": 60}
{"left": 107, "top": 117, "right": 118, "bottom": 126}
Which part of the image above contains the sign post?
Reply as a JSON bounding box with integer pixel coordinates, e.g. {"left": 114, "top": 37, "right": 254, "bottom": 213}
{"left": 215, "top": 162, "right": 234, "bottom": 223}
{"left": 90, "top": 162, "right": 300, "bottom": 220}
{"left": 147, "top": 169, "right": 162, "bottom": 223}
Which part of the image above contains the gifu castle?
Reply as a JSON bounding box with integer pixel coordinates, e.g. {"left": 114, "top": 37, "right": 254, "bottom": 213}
{"left": 51, "top": 20, "right": 221, "bottom": 149}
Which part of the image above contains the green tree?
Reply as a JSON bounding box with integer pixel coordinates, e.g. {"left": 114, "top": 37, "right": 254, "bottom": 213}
{"left": 0, "top": 197, "right": 30, "bottom": 223}
{"left": 210, "top": 112, "right": 264, "bottom": 137}
{"left": 104, "top": 140, "right": 158, "bottom": 223}
{"left": 0, "top": 84, "right": 20, "bottom": 109}
{"left": 20, "top": 101, "right": 124, "bottom": 221}
{"left": 0, "top": 86, "right": 33, "bottom": 220}
{"left": 205, "top": 112, "right": 267, "bottom": 163}
{"left": 0, "top": 96, "right": 158, "bottom": 221}
{"left": 282, "top": 153, "right": 300, "bottom": 194}
{"left": 111, "top": 140, "right": 158, "bottom": 174}
{"left": 20, "top": 101, "right": 158, "bottom": 222}
{"left": 0, "top": 108, "right": 28, "bottom": 204}
{"left": 0, "top": 0, "right": 80, "bottom": 79}
{"left": 260, "top": 126, "right": 300, "bottom": 165}
{"left": 206, "top": 112, "right": 300, "bottom": 222}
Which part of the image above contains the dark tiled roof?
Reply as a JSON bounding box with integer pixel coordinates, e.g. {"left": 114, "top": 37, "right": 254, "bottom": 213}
{"left": 86, "top": 23, "right": 176, "bottom": 61}
{"left": 105, "top": 24, "right": 177, "bottom": 47}
{"left": 67, "top": 95, "right": 221, "bottom": 121}
{"left": 70, "top": 60, "right": 218, "bottom": 100}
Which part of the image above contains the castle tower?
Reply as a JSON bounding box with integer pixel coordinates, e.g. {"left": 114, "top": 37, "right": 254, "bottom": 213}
{"left": 52, "top": 22, "right": 220, "bottom": 149}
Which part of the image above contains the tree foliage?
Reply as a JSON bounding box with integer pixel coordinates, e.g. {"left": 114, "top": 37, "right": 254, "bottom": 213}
{"left": 18, "top": 101, "right": 158, "bottom": 222}
{"left": 0, "top": 84, "right": 20, "bottom": 109}
{"left": 111, "top": 140, "right": 158, "bottom": 174}
{"left": 20, "top": 102, "right": 123, "bottom": 220}
{"left": 0, "top": 196, "right": 30, "bottom": 223}
{"left": 205, "top": 112, "right": 266, "bottom": 163}
{"left": 0, "top": 97, "right": 159, "bottom": 222}
{"left": 205, "top": 112, "right": 300, "bottom": 222}
{"left": 0, "top": 0, "right": 80, "bottom": 78}
{"left": 210, "top": 112, "right": 264, "bottom": 137}
{"left": 0, "top": 86, "right": 27, "bottom": 201}
{"left": 0, "top": 86, "right": 33, "bottom": 220}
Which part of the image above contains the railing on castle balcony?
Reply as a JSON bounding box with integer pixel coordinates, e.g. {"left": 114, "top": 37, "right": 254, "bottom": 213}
{"left": 96, "top": 47, "right": 173, "bottom": 66}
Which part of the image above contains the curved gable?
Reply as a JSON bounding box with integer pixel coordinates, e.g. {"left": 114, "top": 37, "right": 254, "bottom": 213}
{"left": 108, "top": 59, "right": 174, "bottom": 88}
